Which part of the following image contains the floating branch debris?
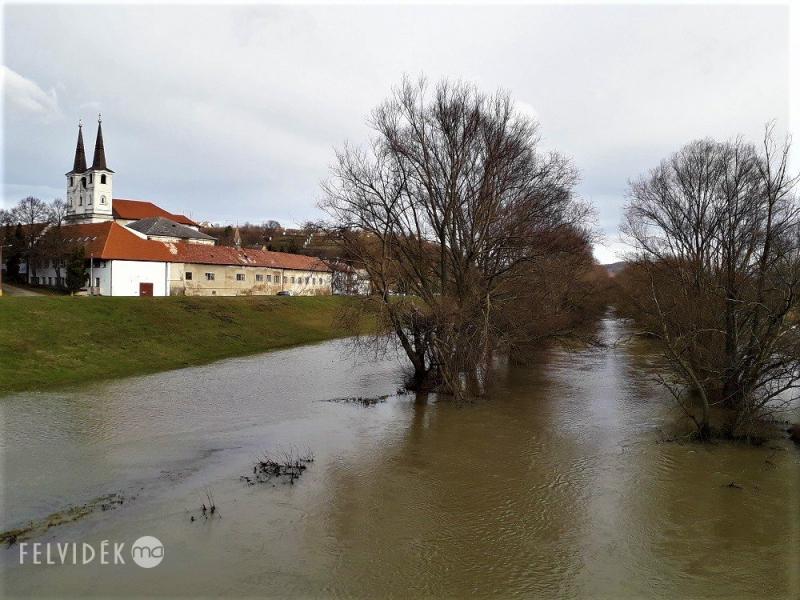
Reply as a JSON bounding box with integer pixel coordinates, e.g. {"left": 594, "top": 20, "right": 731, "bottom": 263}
{"left": 189, "top": 488, "right": 220, "bottom": 522}
{"left": 241, "top": 448, "right": 315, "bottom": 486}
{"left": 324, "top": 394, "right": 392, "bottom": 407}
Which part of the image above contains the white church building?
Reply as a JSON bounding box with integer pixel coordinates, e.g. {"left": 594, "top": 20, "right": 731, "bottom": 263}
{"left": 30, "top": 119, "right": 331, "bottom": 297}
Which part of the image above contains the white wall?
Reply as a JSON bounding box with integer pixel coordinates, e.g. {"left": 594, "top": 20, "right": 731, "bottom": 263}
{"left": 109, "top": 260, "right": 170, "bottom": 296}
{"left": 89, "top": 259, "right": 112, "bottom": 295}
{"left": 30, "top": 258, "right": 113, "bottom": 295}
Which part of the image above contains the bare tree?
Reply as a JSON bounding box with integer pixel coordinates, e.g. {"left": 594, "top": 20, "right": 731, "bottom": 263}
{"left": 322, "top": 77, "right": 590, "bottom": 398}
{"left": 47, "top": 198, "right": 68, "bottom": 226}
{"left": 11, "top": 197, "right": 50, "bottom": 283}
{"left": 36, "top": 198, "right": 73, "bottom": 286}
{"left": 621, "top": 125, "right": 800, "bottom": 438}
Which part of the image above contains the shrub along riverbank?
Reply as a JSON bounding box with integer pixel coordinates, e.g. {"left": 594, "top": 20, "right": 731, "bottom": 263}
{"left": 0, "top": 295, "right": 363, "bottom": 395}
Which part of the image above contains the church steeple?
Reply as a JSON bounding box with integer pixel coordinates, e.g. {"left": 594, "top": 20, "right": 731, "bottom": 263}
{"left": 90, "top": 114, "right": 112, "bottom": 172}
{"left": 69, "top": 121, "right": 87, "bottom": 174}
{"left": 66, "top": 114, "right": 114, "bottom": 223}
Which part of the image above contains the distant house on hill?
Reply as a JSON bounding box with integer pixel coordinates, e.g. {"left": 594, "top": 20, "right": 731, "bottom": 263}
{"left": 27, "top": 118, "right": 331, "bottom": 297}
{"left": 327, "top": 261, "right": 371, "bottom": 296}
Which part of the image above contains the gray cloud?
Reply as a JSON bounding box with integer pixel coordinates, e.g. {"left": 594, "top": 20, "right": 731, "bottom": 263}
{"left": 2, "top": 66, "right": 61, "bottom": 122}
{"left": 3, "top": 4, "right": 789, "bottom": 262}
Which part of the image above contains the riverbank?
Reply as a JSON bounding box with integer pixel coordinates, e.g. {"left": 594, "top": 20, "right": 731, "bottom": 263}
{"left": 0, "top": 295, "right": 363, "bottom": 395}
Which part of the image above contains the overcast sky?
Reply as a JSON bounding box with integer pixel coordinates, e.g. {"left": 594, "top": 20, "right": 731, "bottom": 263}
{"left": 2, "top": 4, "right": 791, "bottom": 262}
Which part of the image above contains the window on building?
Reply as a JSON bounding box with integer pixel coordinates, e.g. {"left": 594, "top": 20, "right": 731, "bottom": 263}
{"left": 266, "top": 274, "right": 272, "bottom": 282}
{"left": 79, "top": 195, "right": 83, "bottom": 206}
{"left": 236, "top": 273, "right": 245, "bottom": 281}
{"left": 305, "top": 277, "right": 310, "bottom": 284}
{"left": 89, "top": 174, "right": 93, "bottom": 184}
{"left": 185, "top": 272, "right": 193, "bottom": 280}
{"left": 290, "top": 276, "right": 295, "bottom": 284}
{"left": 313, "top": 278, "right": 317, "bottom": 285}
{"left": 100, "top": 196, "right": 106, "bottom": 204}
{"left": 95, "top": 277, "right": 100, "bottom": 288}
{"left": 81, "top": 177, "right": 86, "bottom": 189}
{"left": 256, "top": 274, "right": 264, "bottom": 282}
{"left": 205, "top": 273, "right": 215, "bottom": 281}
{"left": 283, "top": 276, "right": 287, "bottom": 284}
{"left": 101, "top": 174, "right": 107, "bottom": 184}
{"left": 69, "top": 176, "right": 73, "bottom": 186}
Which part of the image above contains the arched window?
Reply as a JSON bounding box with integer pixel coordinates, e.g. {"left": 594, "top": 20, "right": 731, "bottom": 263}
{"left": 81, "top": 177, "right": 86, "bottom": 189}
{"left": 79, "top": 195, "right": 83, "bottom": 206}
{"left": 100, "top": 174, "right": 106, "bottom": 184}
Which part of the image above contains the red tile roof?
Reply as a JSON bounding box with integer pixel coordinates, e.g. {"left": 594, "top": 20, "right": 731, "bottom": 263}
{"left": 112, "top": 199, "right": 198, "bottom": 227}
{"left": 60, "top": 222, "right": 173, "bottom": 262}
{"left": 167, "top": 243, "right": 331, "bottom": 272}
{"left": 58, "top": 222, "right": 330, "bottom": 272}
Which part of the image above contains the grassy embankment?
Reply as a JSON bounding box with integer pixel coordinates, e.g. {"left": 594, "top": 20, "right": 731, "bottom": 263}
{"left": 0, "top": 295, "right": 365, "bottom": 395}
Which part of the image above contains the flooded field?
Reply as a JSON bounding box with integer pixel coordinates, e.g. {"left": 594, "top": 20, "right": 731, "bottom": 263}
{"left": 1, "top": 317, "right": 798, "bottom": 598}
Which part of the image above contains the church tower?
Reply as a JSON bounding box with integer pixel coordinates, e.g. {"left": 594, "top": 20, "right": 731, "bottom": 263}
{"left": 66, "top": 115, "right": 114, "bottom": 223}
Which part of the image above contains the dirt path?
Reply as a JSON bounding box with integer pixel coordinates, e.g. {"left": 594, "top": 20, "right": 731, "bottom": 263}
{"left": 1, "top": 283, "right": 45, "bottom": 296}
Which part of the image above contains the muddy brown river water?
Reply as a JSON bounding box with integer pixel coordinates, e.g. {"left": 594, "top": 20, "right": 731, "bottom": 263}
{"left": 1, "top": 317, "right": 798, "bottom": 598}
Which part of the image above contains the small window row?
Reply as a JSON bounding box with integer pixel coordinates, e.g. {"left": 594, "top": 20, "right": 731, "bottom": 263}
{"left": 183, "top": 271, "right": 331, "bottom": 285}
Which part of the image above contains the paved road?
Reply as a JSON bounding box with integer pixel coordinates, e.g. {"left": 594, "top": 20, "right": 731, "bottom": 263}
{"left": 1, "top": 283, "right": 45, "bottom": 296}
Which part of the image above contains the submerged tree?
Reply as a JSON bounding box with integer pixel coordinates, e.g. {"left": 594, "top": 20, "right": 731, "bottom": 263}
{"left": 322, "top": 77, "right": 593, "bottom": 398}
{"left": 621, "top": 125, "right": 800, "bottom": 438}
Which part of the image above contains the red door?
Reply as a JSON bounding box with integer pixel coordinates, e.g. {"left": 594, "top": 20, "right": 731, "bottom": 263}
{"left": 139, "top": 282, "right": 154, "bottom": 297}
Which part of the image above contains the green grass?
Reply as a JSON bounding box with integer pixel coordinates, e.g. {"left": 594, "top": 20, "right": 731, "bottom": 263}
{"left": 0, "top": 295, "right": 363, "bottom": 395}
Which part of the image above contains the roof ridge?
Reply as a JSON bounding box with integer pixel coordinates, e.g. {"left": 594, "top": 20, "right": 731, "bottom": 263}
{"left": 103, "top": 221, "right": 124, "bottom": 256}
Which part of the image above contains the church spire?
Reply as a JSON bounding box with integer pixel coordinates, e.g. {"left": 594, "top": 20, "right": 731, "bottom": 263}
{"left": 70, "top": 120, "right": 87, "bottom": 174}
{"left": 90, "top": 113, "right": 111, "bottom": 171}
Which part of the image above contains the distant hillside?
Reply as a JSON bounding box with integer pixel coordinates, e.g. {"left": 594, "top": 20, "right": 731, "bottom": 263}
{"left": 603, "top": 261, "right": 627, "bottom": 276}
{"left": 199, "top": 224, "right": 340, "bottom": 259}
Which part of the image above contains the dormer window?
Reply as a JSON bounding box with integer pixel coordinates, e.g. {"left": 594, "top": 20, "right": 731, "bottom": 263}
{"left": 101, "top": 174, "right": 107, "bottom": 184}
